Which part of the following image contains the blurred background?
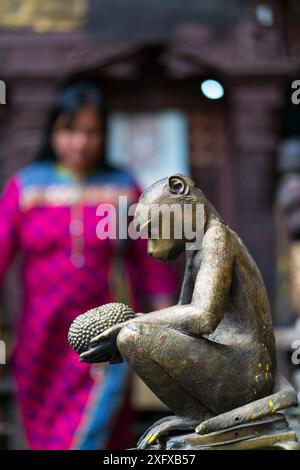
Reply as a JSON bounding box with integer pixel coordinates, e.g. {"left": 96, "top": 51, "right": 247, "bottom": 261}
{"left": 0, "top": 0, "right": 300, "bottom": 449}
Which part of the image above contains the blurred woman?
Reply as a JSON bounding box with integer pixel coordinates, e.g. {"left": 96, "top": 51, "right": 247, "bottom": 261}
{"left": 0, "top": 82, "right": 178, "bottom": 449}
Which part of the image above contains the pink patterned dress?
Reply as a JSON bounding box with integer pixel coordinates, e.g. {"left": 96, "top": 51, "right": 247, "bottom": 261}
{"left": 0, "top": 162, "right": 178, "bottom": 450}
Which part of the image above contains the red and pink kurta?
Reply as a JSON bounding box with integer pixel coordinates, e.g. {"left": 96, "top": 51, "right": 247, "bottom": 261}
{"left": 0, "top": 162, "right": 178, "bottom": 449}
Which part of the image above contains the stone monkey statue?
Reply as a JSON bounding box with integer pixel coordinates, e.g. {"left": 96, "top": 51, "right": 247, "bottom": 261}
{"left": 81, "top": 174, "right": 297, "bottom": 449}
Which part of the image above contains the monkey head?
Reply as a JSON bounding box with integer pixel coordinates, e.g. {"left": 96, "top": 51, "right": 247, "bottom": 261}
{"left": 134, "top": 174, "right": 214, "bottom": 262}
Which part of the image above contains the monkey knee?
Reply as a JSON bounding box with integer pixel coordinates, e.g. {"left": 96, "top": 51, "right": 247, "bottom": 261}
{"left": 117, "top": 322, "right": 143, "bottom": 358}
{"left": 117, "top": 322, "right": 163, "bottom": 362}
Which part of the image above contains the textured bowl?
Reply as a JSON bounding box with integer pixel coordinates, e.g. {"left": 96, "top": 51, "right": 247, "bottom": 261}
{"left": 68, "top": 302, "right": 135, "bottom": 354}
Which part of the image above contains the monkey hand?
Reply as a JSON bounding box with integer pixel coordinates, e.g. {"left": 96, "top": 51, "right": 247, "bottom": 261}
{"left": 79, "top": 314, "right": 144, "bottom": 363}
{"left": 90, "top": 313, "right": 144, "bottom": 345}
{"left": 79, "top": 334, "right": 119, "bottom": 364}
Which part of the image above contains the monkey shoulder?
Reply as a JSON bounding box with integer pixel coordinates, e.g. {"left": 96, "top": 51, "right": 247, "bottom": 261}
{"left": 203, "top": 223, "right": 235, "bottom": 257}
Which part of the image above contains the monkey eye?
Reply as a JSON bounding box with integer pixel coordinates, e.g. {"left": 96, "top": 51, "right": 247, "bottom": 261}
{"left": 168, "top": 175, "right": 189, "bottom": 196}
{"left": 172, "top": 182, "right": 184, "bottom": 194}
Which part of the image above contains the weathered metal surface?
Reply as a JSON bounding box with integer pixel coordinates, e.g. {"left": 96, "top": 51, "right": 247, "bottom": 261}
{"left": 79, "top": 174, "right": 299, "bottom": 450}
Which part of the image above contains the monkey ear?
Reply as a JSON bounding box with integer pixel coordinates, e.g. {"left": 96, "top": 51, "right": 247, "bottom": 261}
{"left": 168, "top": 174, "right": 193, "bottom": 196}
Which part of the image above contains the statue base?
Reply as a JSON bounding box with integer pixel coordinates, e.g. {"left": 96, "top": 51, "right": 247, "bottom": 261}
{"left": 145, "top": 413, "right": 299, "bottom": 450}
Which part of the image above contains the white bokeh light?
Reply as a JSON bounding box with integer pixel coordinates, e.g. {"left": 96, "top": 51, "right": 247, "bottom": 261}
{"left": 200, "top": 79, "right": 224, "bottom": 100}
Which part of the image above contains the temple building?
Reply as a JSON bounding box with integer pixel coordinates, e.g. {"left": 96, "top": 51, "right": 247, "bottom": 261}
{"left": 0, "top": 0, "right": 300, "bottom": 448}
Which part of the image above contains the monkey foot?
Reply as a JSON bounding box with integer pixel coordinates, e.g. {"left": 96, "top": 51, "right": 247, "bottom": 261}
{"left": 136, "top": 416, "right": 199, "bottom": 450}
{"left": 147, "top": 413, "right": 300, "bottom": 450}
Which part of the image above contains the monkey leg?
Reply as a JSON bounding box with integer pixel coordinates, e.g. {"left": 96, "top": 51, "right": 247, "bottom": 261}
{"left": 118, "top": 323, "right": 214, "bottom": 448}
{"left": 117, "top": 322, "right": 214, "bottom": 420}
{"left": 117, "top": 321, "right": 259, "bottom": 419}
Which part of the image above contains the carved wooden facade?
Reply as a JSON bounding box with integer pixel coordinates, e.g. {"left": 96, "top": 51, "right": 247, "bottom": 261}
{"left": 0, "top": 0, "right": 300, "bottom": 303}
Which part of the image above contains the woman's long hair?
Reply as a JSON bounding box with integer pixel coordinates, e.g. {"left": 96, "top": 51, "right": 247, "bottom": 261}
{"left": 37, "top": 81, "right": 115, "bottom": 171}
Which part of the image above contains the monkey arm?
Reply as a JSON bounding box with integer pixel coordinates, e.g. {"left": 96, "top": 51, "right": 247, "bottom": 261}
{"left": 81, "top": 226, "right": 234, "bottom": 363}
{"left": 129, "top": 226, "right": 234, "bottom": 336}
{"left": 189, "top": 225, "right": 233, "bottom": 335}
{"left": 83, "top": 225, "right": 234, "bottom": 365}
